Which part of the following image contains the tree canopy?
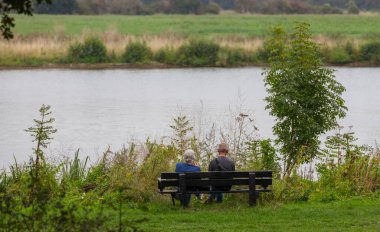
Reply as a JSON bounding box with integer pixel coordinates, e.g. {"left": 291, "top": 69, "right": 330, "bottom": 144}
{"left": 0, "top": 0, "right": 51, "bottom": 39}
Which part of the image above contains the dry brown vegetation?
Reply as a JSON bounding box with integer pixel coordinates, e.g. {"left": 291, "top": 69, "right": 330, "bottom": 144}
{"left": 0, "top": 30, "right": 367, "bottom": 65}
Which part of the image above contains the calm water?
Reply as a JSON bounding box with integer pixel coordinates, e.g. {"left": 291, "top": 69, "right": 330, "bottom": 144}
{"left": 0, "top": 67, "right": 379, "bottom": 167}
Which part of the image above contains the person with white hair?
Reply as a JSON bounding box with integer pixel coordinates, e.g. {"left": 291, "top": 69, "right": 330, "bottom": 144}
{"left": 174, "top": 149, "right": 201, "bottom": 206}
{"left": 175, "top": 149, "right": 200, "bottom": 173}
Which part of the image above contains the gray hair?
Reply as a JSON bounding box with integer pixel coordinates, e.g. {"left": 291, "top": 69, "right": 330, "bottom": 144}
{"left": 184, "top": 149, "right": 196, "bottom": 163}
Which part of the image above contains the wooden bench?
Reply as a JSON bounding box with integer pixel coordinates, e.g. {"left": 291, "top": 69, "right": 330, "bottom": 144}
{"left": 158, "top": 171, "right": 272, "bottom": 207}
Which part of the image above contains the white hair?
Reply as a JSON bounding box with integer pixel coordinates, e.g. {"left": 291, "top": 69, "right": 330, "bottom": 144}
{"left": 184, "top": 149, "right": 196, "bottom": 163}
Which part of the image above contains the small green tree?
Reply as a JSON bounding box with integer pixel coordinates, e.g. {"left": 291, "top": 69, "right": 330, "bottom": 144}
{"left": 263, "top": 23, "right": 347, "bottom": 178}
{"left": 25, "top": 104, "right": 57, "bottom": 172}
{"left": 247, "top": 139, "right": 280, "bottom": 175}
{"left": 24, "top": 104, "right": 58, "bottom": 229}
{"left": 170, "top": 115, "right": 194, "bottom": 156}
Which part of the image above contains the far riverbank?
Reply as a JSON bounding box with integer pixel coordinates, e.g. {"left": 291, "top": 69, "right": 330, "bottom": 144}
{"left": 1, "top": 62, "right": 379, "bottom": 70}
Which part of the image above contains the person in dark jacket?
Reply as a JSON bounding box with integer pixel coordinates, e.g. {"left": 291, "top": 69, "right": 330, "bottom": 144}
{"left": 205, "top": 143, "right": 235, "bottom": 204}
{"left": 174, "top": 149, "right": 201, "bottom": 206}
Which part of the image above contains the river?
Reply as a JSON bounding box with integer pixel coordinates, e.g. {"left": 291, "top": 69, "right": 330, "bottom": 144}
{"left": 0, "top": 67, "right": 379, "bottom": 167}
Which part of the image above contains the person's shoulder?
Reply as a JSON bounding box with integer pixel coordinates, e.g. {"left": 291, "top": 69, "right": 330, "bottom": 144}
{"left": 208, "top": 158, "right": 217, "bottom": 170}
{"left": 175, "top": 162, "right": 185, "bottom": 171}
{"left": 220, "top": 156, "right": 233, "bottom": 162}
{"left": 223, "top": 156, "right": 234, "bottom": 162}
{"left": 188, "top": 163, "right": 201, "bottom": 171}
{"left": 209, "top": 158, "right": 217, "bottom": 165}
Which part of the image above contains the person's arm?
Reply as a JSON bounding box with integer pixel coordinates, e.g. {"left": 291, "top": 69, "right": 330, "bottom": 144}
{"left": 175, "top": 163, "right": 180, "bottom": 172}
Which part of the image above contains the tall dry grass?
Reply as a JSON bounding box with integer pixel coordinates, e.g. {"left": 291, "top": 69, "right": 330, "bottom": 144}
{"left": 0, "top": 26, "right": 369, "bottom": 64}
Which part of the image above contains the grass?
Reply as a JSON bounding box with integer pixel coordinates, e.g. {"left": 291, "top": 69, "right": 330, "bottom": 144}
{"left": 11, "top": 14, "right": 380, "bottom": 38}
{"left": 125, "top": 198, "right": 380, "bottom": 231}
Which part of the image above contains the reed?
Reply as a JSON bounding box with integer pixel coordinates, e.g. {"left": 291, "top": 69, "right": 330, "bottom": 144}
{"left": 61, "top": 149, "right": 89, "bottom": 184}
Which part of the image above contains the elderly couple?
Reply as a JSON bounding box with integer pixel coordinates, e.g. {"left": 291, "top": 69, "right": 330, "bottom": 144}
{"left": 175, "top": 143, "right": 235, "bottom": 205}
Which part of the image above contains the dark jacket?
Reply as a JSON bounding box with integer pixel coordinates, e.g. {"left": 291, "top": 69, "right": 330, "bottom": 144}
{"left": 208, "top": 156, "right": 235, "bottom": 191}
{"left": 208, "top": 156, "right": 235, "bottom": 172}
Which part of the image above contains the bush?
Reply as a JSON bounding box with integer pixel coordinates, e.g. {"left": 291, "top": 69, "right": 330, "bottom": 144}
{"left": 312, "top": 129, "right": 380, "bottom": 201}
{"left": 226, "top": 49, "right": 247, "bottom": 65}
{"left": 246, "top": 139, "right": 281, "bottom": 176}
{"left": 344, "top": 42, "right": 356, "bottom": 58}
{"left": 153, "top": 47, "right": 177, "bottom": 64}
{"left": 177, "top": 40, "right": 220, "bottom": 66}
{"left": 203, "top": 2, "right": 220, "bottom": 14}
{"left": 328, "top": 47, "right": 352, "bottom": 64}
{"left": 256, "top": 47, "right": 270, "bottom": 63}
{"left": 360, "top": 41, "right": 380, "bottom": 64}
{"left": 67, "top": 37, "right": 107, "bottom": 63}
{"left": 272, "top": 177, "right": 314, "bottom": 203}
{"left": 122, "top": 41, "right": 152, "bottom": 63}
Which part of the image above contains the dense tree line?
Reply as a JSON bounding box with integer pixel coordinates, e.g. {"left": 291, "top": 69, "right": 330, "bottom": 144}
{"left": 33, "top": 0, "right": 380, "bottom": 15}
{"left": 234, "top": 0, "right": 342, "bottom": 14}
{"left": 308, "top": 0, "right": 380, "bottom": 10}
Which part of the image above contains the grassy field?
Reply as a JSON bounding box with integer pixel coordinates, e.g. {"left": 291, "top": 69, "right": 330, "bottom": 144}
{"left": 125, "top": 198, "right": 380, "bottom": 231}
{"left": 12, "top": 14, "right": 380, "bottom": 38}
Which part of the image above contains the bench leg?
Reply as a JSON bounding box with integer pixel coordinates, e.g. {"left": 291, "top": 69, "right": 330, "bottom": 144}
{"left": 249, "top": 172, "right": 256, "bottom": 206}
{"left": 179, "top": 174, "right": 188, "bottom": 207}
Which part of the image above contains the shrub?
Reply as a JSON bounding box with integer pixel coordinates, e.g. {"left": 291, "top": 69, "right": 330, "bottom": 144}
{"left": 360, "top": 41, "right": 380, "bottom": 64}
{"left": 309, "top": 128, "right": 380, "bottom": 202}
{"left": 271, "top": 177, "right": 314, "bottom": 203}
{"left": 67, "top": 42, "right": 83, "bottom": 62}
{"left": 328, "top": 46, "right": 352, "bottom": 64}
{"left": 153, "top": 47, "right": 177, "bottom": 64}
{"left": 203, "top": 2, "right": 220, "bottom": 14}
{"left": 344, "top": 42, "right": 356, "bottom": 58}
{"left": 226, "top": 49, "right": 247, "bottom": 65}
{"left": 122, "top": 41, "right": 152, "bottom": 63}
{"left": 177, "top": 40, "right": 220, "bottom": 66}
{"left": 246, "top": 139, "right": 281, "bottom": 176}
{"left": 256, "top": 47, "right": 270, "bottom": 63}
{"left": 67, "top": 37, "right": 107, "bottom": 63}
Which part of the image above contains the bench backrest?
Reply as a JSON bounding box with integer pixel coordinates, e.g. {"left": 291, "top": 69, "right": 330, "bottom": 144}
{"left": 158, "top": 171, "right": 272, "bottom": 191}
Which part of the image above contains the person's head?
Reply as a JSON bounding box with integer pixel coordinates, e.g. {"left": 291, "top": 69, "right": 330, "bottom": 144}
{"left": 184, "top": 149, "right": 196, "bottom": 164}
{"left": 217, "top": 143, "right": 229, "bottom": 156}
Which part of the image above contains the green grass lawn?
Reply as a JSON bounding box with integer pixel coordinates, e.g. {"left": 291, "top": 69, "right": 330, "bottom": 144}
{"left": 125, "top": 198, "right": 380, "bottom": 231}
{"left": 12, "top": 14, "right": 380, "bottom": 38}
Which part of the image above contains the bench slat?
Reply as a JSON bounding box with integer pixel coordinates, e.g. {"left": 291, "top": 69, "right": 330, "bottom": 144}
{"left": 160, "top": 171, "right": 272, "bottom": 179}
{"left": 158, "top": 177, "right": 272, "bottom": 187}
{"left": 159, "top": 189, "right": 272, "bottom": 194}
